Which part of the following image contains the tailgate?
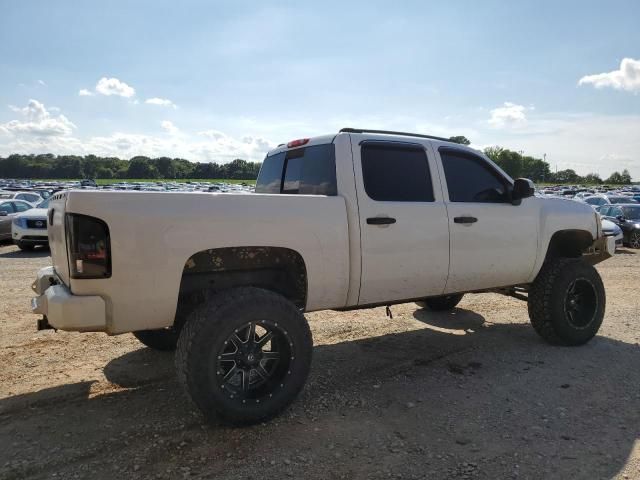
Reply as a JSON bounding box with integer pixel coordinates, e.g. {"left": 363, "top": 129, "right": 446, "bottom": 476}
{"left": 47, "top": 191, "right": 70, "bottom": 285}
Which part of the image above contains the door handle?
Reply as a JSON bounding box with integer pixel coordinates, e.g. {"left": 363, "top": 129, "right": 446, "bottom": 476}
{"left": 367, "top": 217, "right": 396, "bottom": 225}
{"left": 454, "top": 216, "right": 478, "bottom": 224}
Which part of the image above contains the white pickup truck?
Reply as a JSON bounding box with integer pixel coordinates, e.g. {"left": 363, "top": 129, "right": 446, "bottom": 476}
{"left": 32, "top": 128, "right": 614, "bottom": 425}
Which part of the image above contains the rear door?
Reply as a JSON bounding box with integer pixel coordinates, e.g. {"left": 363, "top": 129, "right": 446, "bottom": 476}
{"left": 352, "top": 137, "right": 450, "bottom": 305}
{"left": 437, "top": 147, "right": 538, "bottom": 293}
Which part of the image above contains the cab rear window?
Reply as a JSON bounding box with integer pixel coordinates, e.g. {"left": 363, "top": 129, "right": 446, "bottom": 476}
{"left": 255, "top": 144, "right": 337, "bottom": 196}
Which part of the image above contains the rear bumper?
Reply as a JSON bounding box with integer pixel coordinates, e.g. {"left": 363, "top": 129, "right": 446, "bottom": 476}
{"left": 31, "top": 267, "right": 106, "bottom": 332}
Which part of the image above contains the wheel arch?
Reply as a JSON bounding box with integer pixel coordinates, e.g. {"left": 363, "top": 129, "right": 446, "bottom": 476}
{"left": 176, "top": 246, "right": 308, "bottom": 318}
{"left": 543, "top": 229, "right": 594, "bottom": 261}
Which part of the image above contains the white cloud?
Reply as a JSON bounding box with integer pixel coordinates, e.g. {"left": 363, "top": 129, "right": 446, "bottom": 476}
{"left": 145, "top": 97, "right": 177, "bottom": 108}
{"left": 94, "top": 77, "right": 135, "bottom": 97}
{"left": 578, "top": 58, "right": 640, "bottom": 93}
{"left": 488, "top": 102, "right": 528, "bottom": 128}
{"left": 161, "top": 120, "right": 179, "bottom": 135}
{"left": 0, "top": 99, "right": 75, "bottom": 137}
{"left": 78, "top": 88, "right": 94, "bottom": 97}
{"left": 37, "top": 79, "right": 47, "bottom": 86}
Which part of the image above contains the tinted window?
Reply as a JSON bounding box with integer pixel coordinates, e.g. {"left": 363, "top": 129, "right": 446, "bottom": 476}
{"left": 255, "top": 154, "right": 285, "bottom": 194}
{"left": 360, "top": 143, "right": 434, "bottom": 202}
{"left": 255, "top": 144, "right": 337, "bottom": 196}
{"left": 13, "top": 202, "right": 30, "bottom": 212}
{"left": 282, "top": 144, "right": 337, "bottom": 195}
{"left": 440, "top": 150, "right": 508, "bottom": 203}
{"left": 610, "top": 207, "right": 623, "bottom": 217}
{"left": 0, "top": 202, "right": 14, "bottom": 214}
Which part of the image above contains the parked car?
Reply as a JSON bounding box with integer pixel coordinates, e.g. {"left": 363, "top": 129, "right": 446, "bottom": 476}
{"left": 31, "top": 128, "right": 615, "bottom": 425}
{"left": 601, "top": 218, "right": 623, "bottom": 248}
{"left": 0, "top": 190, "right": 42, "bottom": 205}
{"left": 11, "top": 197, "right": 50, "bottom": 250}
{"left": 0, "top": 200, "right": 34, "bottom": 241}
{"left": 598, "top": 204, "right": 640, "bottom": 248}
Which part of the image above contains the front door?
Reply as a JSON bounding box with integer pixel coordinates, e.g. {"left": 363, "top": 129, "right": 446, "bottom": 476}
{"left": 351, "top": 137, "right": 450, "bottom": 305}
{"left": 436, "top": 147, "right": 539, "bottom": 293}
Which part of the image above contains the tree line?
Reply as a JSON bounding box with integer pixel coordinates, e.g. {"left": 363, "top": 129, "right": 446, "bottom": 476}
{"left": 0, "top": 154, "right": 261, "bottom": 180}
{"left": 0, "top": 145, "right": 635, "bottom": 185}
{"left": 449, "top": 136, "right": 633, "bottom": 184}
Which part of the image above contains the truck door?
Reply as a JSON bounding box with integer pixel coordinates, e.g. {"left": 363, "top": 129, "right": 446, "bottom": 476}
{"left": 436, "top": 147, "right": 538, "bottom": 293}
{"left": 352, "top": 138, "right": 450, "bottom": 305}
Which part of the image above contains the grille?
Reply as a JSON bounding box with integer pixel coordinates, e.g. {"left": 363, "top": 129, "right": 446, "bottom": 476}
{"left": 26, "top": 219, "right": 47, "bottom": 229}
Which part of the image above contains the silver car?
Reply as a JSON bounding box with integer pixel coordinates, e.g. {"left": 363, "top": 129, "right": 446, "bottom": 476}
{"left": 0, "top": 200, "right": 33, "bottom": 241}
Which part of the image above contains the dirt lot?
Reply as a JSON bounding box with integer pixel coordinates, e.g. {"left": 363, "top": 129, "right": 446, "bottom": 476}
{"left": 1, "top": 244, "right": 639, "bottom": 480}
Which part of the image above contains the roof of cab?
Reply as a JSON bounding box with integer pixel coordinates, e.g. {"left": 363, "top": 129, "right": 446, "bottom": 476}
{"left": 266, "top": 127, "right": 478, "bottom": 157}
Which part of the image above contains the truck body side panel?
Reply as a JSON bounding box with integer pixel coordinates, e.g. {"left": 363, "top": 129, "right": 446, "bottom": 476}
{"left": 61, "top": 191, "right": 350, "bottom": 333}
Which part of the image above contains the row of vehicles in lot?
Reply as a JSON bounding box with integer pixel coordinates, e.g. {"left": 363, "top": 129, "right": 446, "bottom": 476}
{"left": 2, "top": 178, "right": 638, "bottom": 251}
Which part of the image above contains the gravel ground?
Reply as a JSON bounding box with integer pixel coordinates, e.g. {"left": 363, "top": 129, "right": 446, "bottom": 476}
{"left": 1, "top": 243, "right": 639, "bottom": 480}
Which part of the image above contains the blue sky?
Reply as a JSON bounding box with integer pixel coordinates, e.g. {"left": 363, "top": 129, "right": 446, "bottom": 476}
{"left": 1, "top": 0, "right": 639, "bottom": 178}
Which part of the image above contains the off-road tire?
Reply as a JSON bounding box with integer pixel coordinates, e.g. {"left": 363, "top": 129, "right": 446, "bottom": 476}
{"left": 16, "top": 241, "right": 35, "bottom": 251}
{"left": 175, "top": 287, "right": 313, "bottom": 425}
{"left": 133, "top": 328, "right": 180, "bottom": 351}
{"left": 416, "top": 294, "right": 464, "bottom": 311}
{"left": 528, "top": 258, "right": 605, "bottom": 346}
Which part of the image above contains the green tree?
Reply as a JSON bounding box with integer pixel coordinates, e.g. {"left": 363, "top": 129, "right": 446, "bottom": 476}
{"left": 448, "top": 135, "right": 471, "bottom": 145}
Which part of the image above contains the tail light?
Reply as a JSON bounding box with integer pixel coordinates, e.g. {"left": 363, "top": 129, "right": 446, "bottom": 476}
{"left": 65, "top": 214, "right": 111, "bottom": 279}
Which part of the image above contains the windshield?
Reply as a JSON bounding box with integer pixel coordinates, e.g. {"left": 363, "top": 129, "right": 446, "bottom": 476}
{"left": 621, "top": 206, "right": 640, "bottom": 220}
{"left": 37, "top": 198, "right": 51, "bottom": 209}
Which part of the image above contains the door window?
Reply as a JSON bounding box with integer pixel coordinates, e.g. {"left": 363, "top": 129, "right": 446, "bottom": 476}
{"left": 360, "top": 143, "right": 434, "bottom": 202}
{"left": 440, "top": 149, "right": 509, "bottom": 203}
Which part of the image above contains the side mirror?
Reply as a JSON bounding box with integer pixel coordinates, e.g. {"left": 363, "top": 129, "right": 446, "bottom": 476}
{"left": 511, "top": 178, "right": 535, "bottom": 205}
{"left": 0, "top": 211, "right": 7, "bottom": 217}
{"left": 616, "top": 215, "right": 626, "bottom": 223}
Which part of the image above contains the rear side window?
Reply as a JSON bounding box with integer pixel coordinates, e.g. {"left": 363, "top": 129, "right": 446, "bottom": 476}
{"left": 440, "top": 149, "right": 509, "bottom": 203}
{"left": 255, "top": 154, "right": 285, "bottom": 194}
{"left": 360, "top": 143, "right": 434, "bottom": 202}
{"left": 255, "top": 144, "right": 337, "bottom": 196}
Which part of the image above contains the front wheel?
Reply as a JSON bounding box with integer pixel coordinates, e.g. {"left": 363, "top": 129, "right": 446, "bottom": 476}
{"left": 528, "top": 258, "right": 605, "bottom": 346}
{"left": 175, "top": 287, "right": 313, "bottom": 425}
{"left": 416, "top": 293, "right": 464, "bottom": 311}
{"left": 628, "top": 231, "right": 640, "bottom": 249}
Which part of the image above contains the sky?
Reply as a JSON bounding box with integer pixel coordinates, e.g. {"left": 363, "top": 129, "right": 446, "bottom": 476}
{"left": 0, "top": 0, "right": 639, "bottom": 178}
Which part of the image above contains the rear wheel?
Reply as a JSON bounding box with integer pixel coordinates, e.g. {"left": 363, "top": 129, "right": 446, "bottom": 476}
{"left": 133, "top": 328, "right": 180, "bottom": 351}
{"left": 528, "top": 258, "right": 605, "bottom": 346}
{"left": 416, "top": 293, "right": 464, "bottom": 311}
{"left": 175, "top": 287, "right": 313, "bottom": 425}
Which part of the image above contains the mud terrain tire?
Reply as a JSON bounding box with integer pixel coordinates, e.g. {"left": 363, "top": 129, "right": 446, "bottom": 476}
{"left": 175, "top": 287, "right": 313, "bottom": 425}
{"left": 528, "top": 258, "right": 605, "bottom": 346}
{"left": 416, "top": 294, "right": 464, "bottom": 311}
